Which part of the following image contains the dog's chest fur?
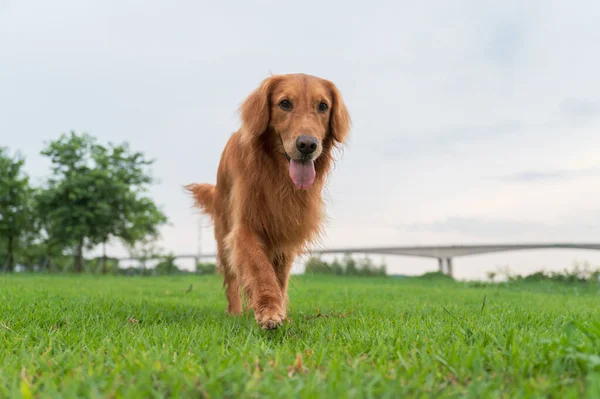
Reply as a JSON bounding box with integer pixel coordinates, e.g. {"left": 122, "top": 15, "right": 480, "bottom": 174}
{"left": 249, "top": 182, "right": 324, "bottom": 253}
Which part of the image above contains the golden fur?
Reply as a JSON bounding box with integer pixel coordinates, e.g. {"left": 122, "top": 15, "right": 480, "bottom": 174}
{"left": 186, "top": 73, "right": 350, "bottom": 329}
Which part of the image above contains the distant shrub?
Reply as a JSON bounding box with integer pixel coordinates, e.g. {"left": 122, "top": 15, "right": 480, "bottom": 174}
{"left": 87, "top": 257, "right": 120, "bottom": 274}
{"left": 196, "top": 262, "right": 217, "bottom": 275}
{"left": 330, "top": 258, "right": 344, "bottom": 275}
{"left": 356, "top": 256, "right": 386, "bottom": 276}
{"left": 415, "top": 271, "right": 454, "bottom": 281}
{"left": 492, "top": 261, "right": 600, "bottom": 285}
{"left": 155, "top": 254, "right": 179, "bottom": 275}
{"left": 305, "top": 257, "right": 331, "bottom": 274}
{"left": 305, "top": 254, "right": 386, "bottom": 276}
{"left": 115, "top": 266, "right": 153, "bottom": 276}
{"left": 344, "top": 254, "right": 358, "bottom": 275}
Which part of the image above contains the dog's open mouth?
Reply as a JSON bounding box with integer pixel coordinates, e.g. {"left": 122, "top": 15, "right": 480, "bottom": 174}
{"left": 289, "top": 159, "right": 315, "bottom": 190}
{"left": 280, "top": 135, "right": 316, "bottom": 190}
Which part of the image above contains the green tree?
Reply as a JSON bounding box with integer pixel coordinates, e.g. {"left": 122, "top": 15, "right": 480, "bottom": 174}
{"left": 15, "top": 242, "right": 46, "bottom": 272}
{"left": 37, "top": 131, "right": 167, "bottom": 273}
{"left": 196, "top": 261, "right": 216, "bottom": 275}
{"left": 37, "top": 133, "right": 103, "bottom": 272}
{"left": 305, "top": 256, "right": 331, "bottom": 274}
{"left": 357, "top": 256, "right": 375, "bottom": 276}
{"left": 330, "top": 258, "right": 344, "bottom": 275}
{"left": 343, "top": 253, "right": 358, "bottom": 275}
{"left": 0, "top": 148, "right": 35, "bottom": 272}
{"left": 32, "top": 200, "right": 71, "bottom": 273}
{"left": 90, "top": 141, "right": 167, "bottom": 274}
{"left": 155, "top": 253, "right": 179, "bottom": 275}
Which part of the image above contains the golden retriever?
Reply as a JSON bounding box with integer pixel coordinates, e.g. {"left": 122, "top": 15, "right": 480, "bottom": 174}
{"left": 186, "top": 73, "right": 350, "bottom": 329}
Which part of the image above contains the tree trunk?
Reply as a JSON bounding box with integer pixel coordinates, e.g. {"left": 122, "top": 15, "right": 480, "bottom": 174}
{"left": 101, "top": 240, "right": 108, "bottom": 275}
{"left": 74, "top": 237, "right": 84, "bottom": 273}
{"left": 41, "top": 257, "right": 49, "bottom": 273}
{"left": 7, "top": 234, "right": 14, "bottom": 273}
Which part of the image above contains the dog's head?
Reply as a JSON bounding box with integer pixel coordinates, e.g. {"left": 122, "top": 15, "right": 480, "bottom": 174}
{"left": 239, "top": 73, "right": 350, "bottom": 190}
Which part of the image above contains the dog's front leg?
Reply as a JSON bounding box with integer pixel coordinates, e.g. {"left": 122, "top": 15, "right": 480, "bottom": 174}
{"left": 228, "top": 227, "right": 285, "bottom": 329}
{"left": 274, "top": 252, "right": 295, "bottom": 316}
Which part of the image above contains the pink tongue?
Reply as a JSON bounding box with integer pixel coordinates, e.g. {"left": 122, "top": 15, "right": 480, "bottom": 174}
{"left": 289, "top": 160, "right": 316, "bottom": 190}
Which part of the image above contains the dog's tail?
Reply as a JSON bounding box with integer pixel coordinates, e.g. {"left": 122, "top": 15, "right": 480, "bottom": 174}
{"left": 185, "top": 183, "right": 216, "bottom": 216}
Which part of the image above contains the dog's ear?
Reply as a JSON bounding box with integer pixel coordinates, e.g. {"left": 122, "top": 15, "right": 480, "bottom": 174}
{"left": 239, "top": 76, "right": 279, "bottom": 144}
{"left": 328, "top": 82, "right": 351, "bottom": 145}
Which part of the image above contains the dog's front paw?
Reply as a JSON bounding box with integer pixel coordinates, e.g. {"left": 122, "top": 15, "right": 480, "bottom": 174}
{"left": 255, "top": 304, "right": 286, "bottom": 330}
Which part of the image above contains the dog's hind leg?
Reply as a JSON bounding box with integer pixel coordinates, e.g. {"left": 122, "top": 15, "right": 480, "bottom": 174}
{"left": 218, "top": 246, "right": 242, "bottom": 315}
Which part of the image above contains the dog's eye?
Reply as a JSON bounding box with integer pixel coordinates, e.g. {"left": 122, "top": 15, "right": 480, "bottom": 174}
{"left": 279, "top": 100, "right": 292, "bottom": 111}
{"left": 318, "top": 102, "right": 328, "bottom": 112}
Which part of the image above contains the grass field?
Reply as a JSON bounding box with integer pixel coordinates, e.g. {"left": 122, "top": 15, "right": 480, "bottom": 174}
{"left": 1, "top": 274, "right": 599, "bottom": 398}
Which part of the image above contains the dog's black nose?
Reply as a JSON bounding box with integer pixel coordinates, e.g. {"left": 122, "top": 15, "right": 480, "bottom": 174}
{"left": 296, "top": 136, "right": 318, "bottom": 155}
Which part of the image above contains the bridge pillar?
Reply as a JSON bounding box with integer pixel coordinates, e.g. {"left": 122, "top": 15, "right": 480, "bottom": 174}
{"left": 445, "top": 258, "right": 453, "bottom": 277}
{"left": 438, "top": 258, "right": 444, "bottom": 273}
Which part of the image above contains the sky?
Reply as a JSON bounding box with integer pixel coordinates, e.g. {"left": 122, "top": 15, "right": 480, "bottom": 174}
{"left": 2, "top": 0, "right": 600, "bottom": 279}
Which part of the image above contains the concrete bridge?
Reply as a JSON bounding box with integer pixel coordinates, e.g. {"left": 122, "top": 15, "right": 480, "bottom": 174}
{"left": 117, "top": 242, "right": 600, "bottom": 277}
{"left": 307, "top": 243, "right": 600, "bottom": 276}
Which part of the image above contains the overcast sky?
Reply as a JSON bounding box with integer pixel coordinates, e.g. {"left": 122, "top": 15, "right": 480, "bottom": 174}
{"left": 2, "top": 0, "right": 600, "bottom": 279}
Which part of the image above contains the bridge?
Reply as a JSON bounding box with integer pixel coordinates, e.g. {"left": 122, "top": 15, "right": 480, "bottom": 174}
{"left": 117, "top": 242, "right": 600, "bottom": 277}
{"left": 307, "top": 243, "right": 600, "bottom": 276}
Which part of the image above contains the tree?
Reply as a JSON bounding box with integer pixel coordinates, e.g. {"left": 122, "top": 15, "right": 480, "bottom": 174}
{"left": 0, "top": 148, "right": 35, "bottom": 272}
{"left": 37, "top": 133, "right": 102, "bottom": 272}
{"left": 15, "top": 242, "right": 46, "bottom": 272}
{"left": 38, "top": 131, "right": 167, "bottom": 273}
{"left": 330, "top": 258, "right": 344, "bottom": 275}
{"left": 155, "top": 253, "right": 179, "bottom": 275}
{"left": 32, "top": 194, "right": 72, "bottom": 273}
{"left": 305, "top": 256, "right": 331, "bottom": 274}
{"left": 343, "top": 253, "right": 358, "bottom": 275}
{"left": 196, "top": 261, "right": 216, "bottom": 275}
{"left": 90, "top": 141, "right": 168, "bottom": 273}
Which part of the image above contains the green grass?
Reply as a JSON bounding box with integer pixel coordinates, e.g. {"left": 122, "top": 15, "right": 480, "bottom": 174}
{"left": 1, "top": 274, "right": 600, "bottom": 398}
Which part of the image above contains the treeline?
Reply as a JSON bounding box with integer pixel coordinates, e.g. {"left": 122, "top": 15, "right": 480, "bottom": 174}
{"left": 488, "top": 262, "right": 600, "bottom": 284}
{"left": 305, "top": 254, "right": 387, "bottom": 276}
{"left": 106, "top": 257, "right": 217, "bottom": 277}
{"left": 0, "top": 131, "right": 168, "bottom": 273}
